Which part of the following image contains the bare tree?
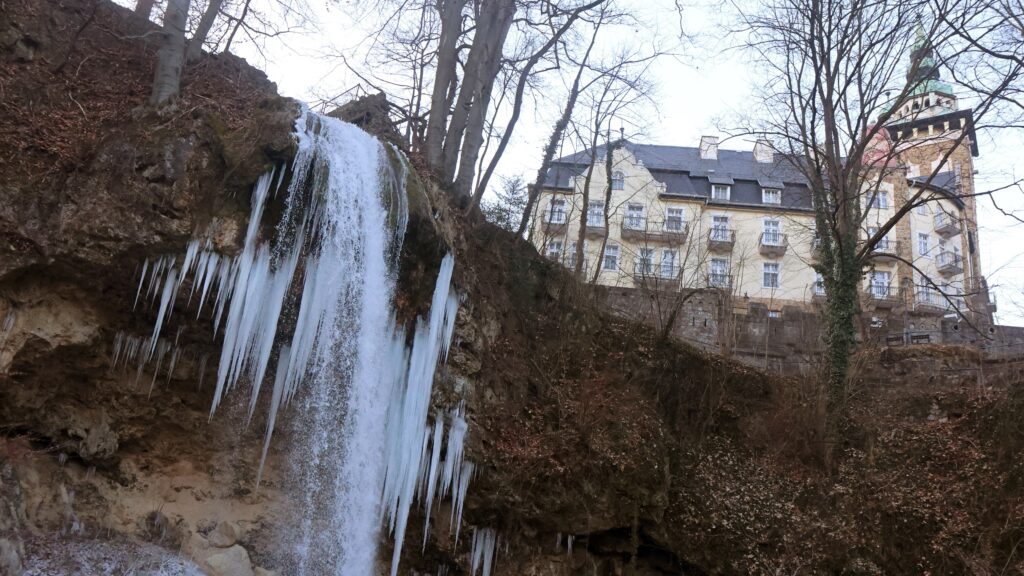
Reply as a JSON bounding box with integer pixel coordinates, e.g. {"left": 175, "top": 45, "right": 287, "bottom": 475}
{"left": 186, "top": 0, "right": 225, "bottom": 63}
{"left": 735, "top": 0, "right": 1022, "bottom": 458}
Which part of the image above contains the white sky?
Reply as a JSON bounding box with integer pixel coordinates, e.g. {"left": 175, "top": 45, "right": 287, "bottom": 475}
{"left": 178, "top": 0, "right": 1024, "bottom": 325}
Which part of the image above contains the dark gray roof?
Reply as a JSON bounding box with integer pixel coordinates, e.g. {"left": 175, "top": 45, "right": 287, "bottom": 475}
{"left": 545, "top": 140, "right": 813, "bottom": 211}
{"left": 909, "top": 171, "right": 965, "bottom": 208}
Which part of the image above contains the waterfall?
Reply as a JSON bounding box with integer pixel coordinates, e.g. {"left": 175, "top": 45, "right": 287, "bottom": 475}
{"left": 126, "top": 110, "right": 497, "bottom": 575}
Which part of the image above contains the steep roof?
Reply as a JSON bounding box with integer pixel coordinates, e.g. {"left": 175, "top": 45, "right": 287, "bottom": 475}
{"left": 545, "top": 140, "right": 814, "bottom": 211}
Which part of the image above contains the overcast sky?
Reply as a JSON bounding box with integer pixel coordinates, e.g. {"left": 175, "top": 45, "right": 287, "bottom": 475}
{"left": 175, "top": 0, "right": 1024, "bottom": 325}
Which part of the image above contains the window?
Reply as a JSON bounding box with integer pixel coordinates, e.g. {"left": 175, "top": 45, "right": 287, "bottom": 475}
{"left": 867, "top": 226, "right": 890, "bottom": 250}
{"left": 545, "top": 239, "right": 563, "bottom": 261}
{"left": 711, "top": 184, "right": 731, "bottom": 201}
{"left": 711, "top": 215, "right": 730, "bottom": 240}
{"left": 566, "top": 241, "right": 583, "bottom": 268}
{"left": 762, "top": 219, "right": 782, "bottom": 245}
{"left": 611, "top": 171, "right": 625, "bottom": 190}
{"left": 637, "top": 248, "right": 654, "bottom": 274}
{"left": 763, "top": 262, "right": 780, "bottom": 288}
{"left": 710, "top": 258, "right": 729, "bottom": 287}
{"left": 869, "top": 190, "right": 889, "bottom": 209}
{"left": 660, "top": 250, "right": 678, "bottom": 278}
{"left": 918, "top": 233, "right": 930, "bottom": 256}
{"left": 813, "top": 272, "right": 825, "bottom": 295}
{"left": 587, "top": 201, "right": 605, "bottom": 227}
{"left": 624, "top": 203, "right": 645, "bottom": 230}
{"left": 547, "top": 198, "right": 566, "bottom": 223}
{"left": 602, "top": 244, "right": 620, "bottom": 271}
{"left": 768, "top": 310, "right": 781, "bottom": 319}
{"left": 870, "top": 271, "right": 892, "bottom": 297}
{"left": 916, "top": 202, "right": 929, "bottom": 216}
{"left": 664, "top": 207, "right": 685, "bottom": 231}
{"left": 762, "top": 188, "right": 781, "bottom": 204}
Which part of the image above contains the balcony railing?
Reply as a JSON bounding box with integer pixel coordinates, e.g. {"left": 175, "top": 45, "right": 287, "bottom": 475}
{"left": 707, "top": 273, "right": 732, "bottom": 289}
{"left": 619, "top": 219, "right": 689, "bottom": 243}
{"left": 865, "top": 284, "right": 899, "bottom": 308}
{"left": 914, "top": 288, "right": 947, "bottom": 314}
{"left": 758, "top": 232, "right": 788, "bottom": 256}
{"left": 937, "top": 251, "right": 964, "bottom": 276}
{"left": 871, "top": 239, "right": 900, "bottom": 262}
{"left": 812, "top": 281, "right": 826, "bottom": 301}
{"left": 811, "top": 237, "right": 823, "bottom": 259}
{"left": 542, "top": 211, "right": 567, "bottom": 233}
{"left": 913, "top": 288, "right": 964, "bottom": 314}
{"left": 934, "top": 213, "right": 961, "bottom": 237}
{"left": 633, "top": 261, "right": 680, "bottom": 285}
{"left": 707, "top": 228, "right": 735, "bottom": 252}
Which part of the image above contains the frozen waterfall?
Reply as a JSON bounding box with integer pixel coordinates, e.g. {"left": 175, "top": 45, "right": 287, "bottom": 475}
{"left": 125, "top": 111, "right": 498, "bottom": 575}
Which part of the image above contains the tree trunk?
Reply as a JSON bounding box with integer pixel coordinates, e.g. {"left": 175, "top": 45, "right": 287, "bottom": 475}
{"left": 150, "top": 0, "right": 190, "bottom": 105}
{"left": 424, "top": 0, "right": 468, "bottom": 170}
{"left": 134, "top": 0, "right": 156, "bottom": 19}
{"left": 590, "top": 138, "right": 616, "bottom": 284}
{"left": 468, "top": 0, "right": 606, "bottom": 210}
{"left": 515, "top": 52, "right": 590, "bottom": 238}
{"left": 441, "top": 0, "right": 516, "bottom": 185}
{"left": 186, "top": 0, "right": 225, "bottom": 63}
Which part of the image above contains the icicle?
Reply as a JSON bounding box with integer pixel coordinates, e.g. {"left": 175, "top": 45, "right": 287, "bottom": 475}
{"left": 452, "top": 461, "right": 474, "bottom": 545}
{"left": 148, "top": 265, "right": 178, "bottom": 358}
{"left": 421, "top": 418, "right": 444, "bottom": 549}
{"left": 133, "top": 259, "right": 149, "bottom": 310}
{"left": 470, "top": 528, "right": 498, "bottom": 576}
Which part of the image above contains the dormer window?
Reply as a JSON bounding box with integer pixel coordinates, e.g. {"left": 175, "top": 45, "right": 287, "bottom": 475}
{"left": 611, "top": 171, "right": 625, "bottom": 190}
{"left": 711, "top": 184, "right": 731, "bottom": 202}
{"left": 762, "top": 188, "right": 781, "bottom": 204}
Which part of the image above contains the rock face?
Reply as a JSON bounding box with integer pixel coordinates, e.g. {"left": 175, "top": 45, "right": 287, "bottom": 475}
{"left": 1, "top": 1, "right": 1023, "bottom": 576}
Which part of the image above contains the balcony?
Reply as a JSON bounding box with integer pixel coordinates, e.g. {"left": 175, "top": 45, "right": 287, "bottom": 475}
{"left": 706, "top": 273, "right": 732, "bottom": 290}
{"left": 758, "top": 232, "right": 788, "bottom": 257}
{"left": 811, "top": 282, "right": 826, "bottom": 302}
{"left": 811, "top": 237, "right": 823, "bottom": 260}
{"left": 865, "top": 284, "right": 900, "bottom": 308}
{"left": 633, "top": 262, "right": 681, "bottom": 288}
{"left": 937, "top": 251, "right": 964, "bottom": 276}
{"left": 870, "top": 239, "right": 900, "bottom": 263}
{"left": 707, "top": 228, "right": 735, "bottom": 253}
{"left": 542, "top": 213, "right": 567, "bottom": 234}
{"left": 620, "top": 218, "right": 689, "bottom": 244}
{"left": 620, "top": 216, "right": 647, "bottom": 241}
{"left": 913, "top": 288, "right": 948, "bottom": 315}
{"left": 583, "top": 221, "right": 606, "bottom": 239}
{"left": 934, "top": 213, "right": 961, "bottom": 237}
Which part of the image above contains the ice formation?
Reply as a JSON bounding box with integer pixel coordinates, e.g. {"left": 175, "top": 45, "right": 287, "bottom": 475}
{"left": 470, "top": 527, "right": 499, "bottom": 576}
{"left": 124, "top": 110, "right": 497, "bottom": 575}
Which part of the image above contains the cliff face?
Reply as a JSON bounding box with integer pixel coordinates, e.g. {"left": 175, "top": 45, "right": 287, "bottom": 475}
{"left": 2, "top": 2, "right": 1024, "bottom": 576}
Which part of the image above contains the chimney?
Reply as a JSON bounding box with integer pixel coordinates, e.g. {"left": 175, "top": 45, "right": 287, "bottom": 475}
{"left": 699, "top": 136, "right": 719, "bottom": 160}
{"left": 753, "top": 138, "right": 774, "bottom": 163}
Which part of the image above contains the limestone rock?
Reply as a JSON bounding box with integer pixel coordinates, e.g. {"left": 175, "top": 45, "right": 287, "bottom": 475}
{"left": 203, "top": 545, "right": 255, "bottom": 576}
{"left": 208, "top": 520, "right": 239, "bottom": 548}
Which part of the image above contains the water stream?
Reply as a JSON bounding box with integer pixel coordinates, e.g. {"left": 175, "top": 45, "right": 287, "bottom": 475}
{"left": 128, "top": 111, "right": 497, "bottom": 575}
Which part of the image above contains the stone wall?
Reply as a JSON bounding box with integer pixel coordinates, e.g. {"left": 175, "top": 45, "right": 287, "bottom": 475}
{"left": 600, "top": 284, "right": 1021, "bottom": 374}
